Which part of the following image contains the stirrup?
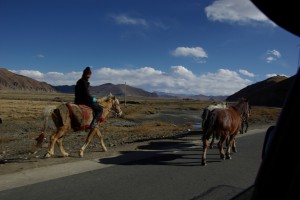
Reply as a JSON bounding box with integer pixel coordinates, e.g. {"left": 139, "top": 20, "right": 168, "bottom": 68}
{"left": 90, "top": 122, "right": 99, "bottom": 129}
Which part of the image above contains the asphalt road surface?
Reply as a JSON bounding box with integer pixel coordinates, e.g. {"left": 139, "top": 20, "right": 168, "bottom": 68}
{"left": 0, "top": 128, "right": 267, "bottom": 200}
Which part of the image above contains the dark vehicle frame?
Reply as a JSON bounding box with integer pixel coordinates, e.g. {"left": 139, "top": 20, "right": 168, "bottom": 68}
{"left": 232, "top": 0, "right": 300, "bottom": 199}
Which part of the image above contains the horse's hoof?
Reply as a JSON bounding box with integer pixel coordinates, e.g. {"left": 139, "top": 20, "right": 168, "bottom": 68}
{"left": 220, "top": 154, "right": 225, "bottom": 160}
{"left": 226, "top": 155, "right": 232, "bottom": 160}
{"left": 201, "top": 161, "right": 207, "bottom": 166}
{"left": 63, "top": 153, "right": 69, "bottom": 157}
{"left": 79, "top": 151, "right": 83, "bottom": 158}
{"left": 44, "top": 152, "right": 52, "bottom": 158}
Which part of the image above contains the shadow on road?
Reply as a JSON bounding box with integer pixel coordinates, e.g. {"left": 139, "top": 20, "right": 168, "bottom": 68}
{"left": 98, "top": 130, "right": 222, "bottom": 167}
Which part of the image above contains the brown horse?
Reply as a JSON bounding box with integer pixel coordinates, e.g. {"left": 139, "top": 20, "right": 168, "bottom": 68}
{"left": 201, "top": 102, "right": 227, "bottom": 149}
{"left": 240, "top": 104, "right": 251, "bottom": 134}
{"left": 36, "top": 94, "right": 123, "bottom": 158}
{"left": 201, "top": 98, "right": 249, "bottom": 166}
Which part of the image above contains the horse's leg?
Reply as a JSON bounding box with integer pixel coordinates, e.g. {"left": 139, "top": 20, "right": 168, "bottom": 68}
{"left": 225, "top": 134, "right": 236, "bottom": 159}
{"left": 202, "top": 128, "right": 215, "bottom": 166}
{"left": 57, "top": 137, "right": 69, "bottom": 157}
{"left": 95, "top": 129, "right": 107, "bottom": 152}
{"left": 44, "top": 130, "right": 59, "bottom": 158}
{"left": 231, "top": 137, "right": 237, "bottom": 153}
{"left": 218, "top": 133, "right": 226, "bottom": 160}
{"left": 209, "top": 132, "right": 215, "bottom": 149}
{"left": 44, "top": 127, "right": 66, "bottom": 158}
{"left": 245, "top": 120, "right": 249, "bottom": 133}
{"left": 240, "top": 120, "right": 244, "bottom": 134}
{"left": 201, "top": 137, "right": 209, "bottom": 166}
{"left": 79, "top": 128, "right": 97, "bottom": 158}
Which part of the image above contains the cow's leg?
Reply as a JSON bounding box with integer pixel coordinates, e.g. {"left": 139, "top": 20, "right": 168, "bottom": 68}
{"left": 79, "top": 128, "right": 97, "bottom": 158}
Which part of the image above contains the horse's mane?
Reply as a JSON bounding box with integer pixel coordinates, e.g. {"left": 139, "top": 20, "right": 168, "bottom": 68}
{"left": 231, "top": 98, "right": 249, "bottom": 115}
{"left": 98, "top": 93, "right": 114, "bottom": 103}
{"left": 98, "top": 94, "right": 121, "bottom": 108}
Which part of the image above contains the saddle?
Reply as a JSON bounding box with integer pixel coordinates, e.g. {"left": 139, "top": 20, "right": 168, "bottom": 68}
{"left": 66, "top": 103, "right": 105, "bottom": 131}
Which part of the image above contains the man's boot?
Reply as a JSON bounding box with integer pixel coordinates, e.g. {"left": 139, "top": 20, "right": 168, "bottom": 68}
{"left": 90, "top": 112, "right": 102, "bottom": 129}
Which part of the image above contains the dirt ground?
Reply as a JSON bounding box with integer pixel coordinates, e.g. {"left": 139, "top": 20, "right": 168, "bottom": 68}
{"left": 0, "top": 105, "right": 279, "bottom": 176}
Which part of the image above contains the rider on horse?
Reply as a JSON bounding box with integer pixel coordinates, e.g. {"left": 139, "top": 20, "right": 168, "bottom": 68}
{"left": 75, "top": 66, "right": 103, "bottom": 129}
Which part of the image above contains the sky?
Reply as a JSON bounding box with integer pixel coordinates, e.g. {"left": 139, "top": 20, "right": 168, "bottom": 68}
{"left": 1, "top": 0, "right": 299, "bottom": 96}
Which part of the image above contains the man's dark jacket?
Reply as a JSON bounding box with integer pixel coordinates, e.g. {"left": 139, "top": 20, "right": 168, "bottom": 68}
{"left": 74, "top": 77, "right": 93, "bottom": 106}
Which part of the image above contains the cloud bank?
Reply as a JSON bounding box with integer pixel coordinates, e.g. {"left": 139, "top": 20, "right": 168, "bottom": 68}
{"left": 11, "top": 66, "right": 254, "bottom": 96}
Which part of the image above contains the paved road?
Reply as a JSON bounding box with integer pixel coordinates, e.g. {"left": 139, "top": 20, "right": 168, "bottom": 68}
{"left": 0, "top": 128, "right": 267, "bottom": 200}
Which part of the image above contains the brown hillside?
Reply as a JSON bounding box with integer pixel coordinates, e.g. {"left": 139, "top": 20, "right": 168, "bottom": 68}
{"left": 226, "top": 75, "right": 295, "bottom": 107}
{"left": 90, "top": 83, "right": 158, "bottom": 97}
{"left": 0, "top": 68, "right": 57, "bottom": 93}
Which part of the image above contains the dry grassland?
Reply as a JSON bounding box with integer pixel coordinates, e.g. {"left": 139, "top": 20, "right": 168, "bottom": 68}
{"left": 0, "top": 91, "right": 281, "bottom": 163}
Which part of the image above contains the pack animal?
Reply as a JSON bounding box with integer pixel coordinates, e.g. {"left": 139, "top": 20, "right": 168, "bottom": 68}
{"left": 201, "top": 102, "right": 227, "bottom": 148}
{"left": 201, "top": 98, "right": 249, "bottom": 166}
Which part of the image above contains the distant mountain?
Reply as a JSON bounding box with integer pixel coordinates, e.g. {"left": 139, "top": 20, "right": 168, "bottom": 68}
{"left": 226, "top": 75, "right": 295, "bottom": 107}
{"left": 53, "top": 85, "right": 75, "bottom": 93}
{"left": 1, "top": 68, "right": 293, "bottom": 106}
{"left": 155, "top": 91, "right": 227, "bottom": 101}
{"left": 54, "top": 83, "right": 159, "bottom": 97}
{"left": 0, "top": 68, "right": 57, "bottom": 92}
{"left": 91, "top": 83, "right": 159, "bottom": 97}
{"left": 189, "top": 94, "right": 227, "bottom": 101}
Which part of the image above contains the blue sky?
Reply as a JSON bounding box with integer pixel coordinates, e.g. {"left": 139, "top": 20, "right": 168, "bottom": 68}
{"left": 1, "top": 0, "right": 299, "bottom": 96}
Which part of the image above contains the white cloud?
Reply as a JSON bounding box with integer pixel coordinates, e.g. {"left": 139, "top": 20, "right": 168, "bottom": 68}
{"left": 171, "top": 47, "right": 208, "bottom": 58}
{"left": 10, "top": 70, "right": 44, "bottom": 79}
{"left": 110, "top": 14, "right": 168, "bottom": 30}
{"left": 239, "top": 69, "right": 255, "bottom": 77}
{"left": 205, "top": 0, "right": 275, "bottom": 26}
{"left": 11, "top": 66, "right": 253, "bottom": 96}
{"left": 265, "top": 49, "right": 281, "bottom": 63}
{"left": 111, "top": 14, "right": 148, "bottom": 27}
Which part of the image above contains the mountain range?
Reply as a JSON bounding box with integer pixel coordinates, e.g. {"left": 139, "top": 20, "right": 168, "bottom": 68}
{"left": 0, "top": 68, "right": 293, "bottom": 107}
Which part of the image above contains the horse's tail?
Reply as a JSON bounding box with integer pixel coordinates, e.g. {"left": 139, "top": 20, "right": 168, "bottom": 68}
{"left": 203, "top": 109, "right": 218, "bottom": 140}
{"left": 201, "top": 108, "right": 209, "bottom": 133}
{"left": 35, "top": 105, "right": 57, "bottom": 148}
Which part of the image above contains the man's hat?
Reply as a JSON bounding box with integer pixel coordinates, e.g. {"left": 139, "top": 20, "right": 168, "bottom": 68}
{"left": 83, "top": 66, "right": 92, "bottom": 76}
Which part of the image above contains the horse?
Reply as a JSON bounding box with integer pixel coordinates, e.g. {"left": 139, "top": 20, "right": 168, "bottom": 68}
{"left": 240, "top": 104, "right": 251, "bottom": 134}
{"left": 201, "top": 98, "right": 249, "bottom": 166}
{"left": 201, "top": 102, "right": 227, "bottom": 148}
{"left": 35, "top": 93, "right": 123, "bottom": 158}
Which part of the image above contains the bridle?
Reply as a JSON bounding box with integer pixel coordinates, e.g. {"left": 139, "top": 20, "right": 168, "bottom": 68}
{"left": 108, "top": 98, "right": 122, "bottom": 116}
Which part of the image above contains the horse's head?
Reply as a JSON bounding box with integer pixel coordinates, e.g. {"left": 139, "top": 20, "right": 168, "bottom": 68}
{"left": 111, "top": 96, "right": 123, "bottom": 117}
{"left": 235, "top": 98, "right": 250, "bottom": 117}
{"left": 99, "top": 94, "right": 123, "bottom": 117}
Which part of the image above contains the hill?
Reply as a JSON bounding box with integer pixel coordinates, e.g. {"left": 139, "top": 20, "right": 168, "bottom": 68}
{"left": 0, "top": 68, "right": 158, "bottom": 97}
{"left": 0, "top": 68, "right": 57, "bottom": 92}
{"left": 226, "top": 75, "right": 295, "bottom": 107}
{"left": 54, "top": 83, "right": 159, "bottom": 97}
